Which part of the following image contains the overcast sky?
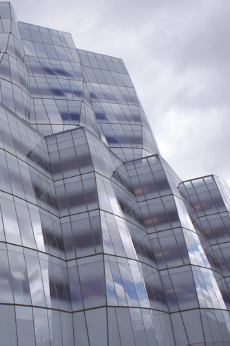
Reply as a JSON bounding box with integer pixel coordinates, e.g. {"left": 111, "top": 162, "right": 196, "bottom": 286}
{"left": 9, "top": 0, "right": 230, "bottom": 184}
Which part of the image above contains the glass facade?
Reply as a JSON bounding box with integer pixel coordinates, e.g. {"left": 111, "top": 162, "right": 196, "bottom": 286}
{"left": 0, "top": 2, "right": 230, "bottom": 345}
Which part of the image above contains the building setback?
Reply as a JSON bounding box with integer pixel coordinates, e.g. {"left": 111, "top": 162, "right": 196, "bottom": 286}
{"left": 0, "top": 2, "right": 230, "bottom": 345}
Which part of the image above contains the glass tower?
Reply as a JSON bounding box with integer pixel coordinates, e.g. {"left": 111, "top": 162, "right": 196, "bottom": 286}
{"left": 0, "top": 2, "right": 230, "bottom": 345}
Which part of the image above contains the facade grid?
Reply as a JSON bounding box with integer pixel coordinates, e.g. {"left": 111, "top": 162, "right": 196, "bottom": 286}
{"left": 0, "top": 2, "right": 230, "bottom": 345}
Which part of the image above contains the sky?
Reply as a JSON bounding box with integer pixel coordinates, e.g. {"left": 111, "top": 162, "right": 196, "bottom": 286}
{"left": 8, "top": 0, "right": 230, "bottom": 184}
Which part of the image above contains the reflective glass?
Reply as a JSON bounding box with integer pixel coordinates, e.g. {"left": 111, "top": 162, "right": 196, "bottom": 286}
{"left": 25, "top": 255, "right": 46, "bottom": 306}
{"left": 33, "top": 307, "right": 50, "bottom": 345}
{"left": 0, "top": 305, "right": 17, "bottom": 345}
{"left": 8, "top": 250, "right": 31, "bottom": 304}
{"left": 85, "top": 308, "right": 107, "bottom": 345}
{"left": 78, "top": 259, "right": 105, "bottom": 308}
{"left": 16, "top": 306, "right": 36, "bottom": 346}
{"left": 0, "top": 6, "right": 229, "bottom": 344}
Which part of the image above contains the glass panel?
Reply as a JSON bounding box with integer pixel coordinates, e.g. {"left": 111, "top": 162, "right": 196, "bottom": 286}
{"left": 0, "top": 248, "right": 13, "bottom": 303}
{"left": 78, "top": 259, "right": 105, "bottom": 309}
{"left": 129, "top": 308, "right": 148, "bottom": 345}
{"left": 68, "top": 266, "right": 83, "bottom": 311}
{"left": 0, "top": 305, "right": 17, "bottom": 345}
{"left": 50, "top": 310, "right": 62, "bottom": 346}
{"left": 107, "top": 308, "right": 121, "bottom": 346}
{"left": 73, "top": 311, "right": 89, "bottom": 345}
{"left": 116, "top": 308, "right": 135, "bottom": 344}
{"left": 8, "top": 250, "right": 31, "bottom": 304}
{"left": 182, "top": 310, "right": 204, "bottom": 344}
{"left": 85, "top": 308, "right": 107, "bottom": 345}
{"left": 16, "top": 306, "right": 36, "bottom": 346}
{"left": 15, "top": 203, "right": 36, "bottom": 248}
{"left": 33, "top": 307, "right": 50, "bottom": 346}
{"left": 25, "top": 255, "right": 46, "bottom": 306}
{"left": 1, "top": 198, "right": 22, "bottom": 245}
{"left": 60, "top": 312, "right": 74, "bottom": 345}
{"left": 71, "top": 214, "right": 95, "bottom": 257}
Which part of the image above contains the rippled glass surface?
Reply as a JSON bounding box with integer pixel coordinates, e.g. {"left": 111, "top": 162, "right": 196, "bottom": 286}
{"left": 0, "top": 2, "right": 229, "bottom": 345}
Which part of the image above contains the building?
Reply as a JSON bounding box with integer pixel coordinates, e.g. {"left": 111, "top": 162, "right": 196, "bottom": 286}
{"left": 0, "top": 2, "right": 230, "bottom": 345}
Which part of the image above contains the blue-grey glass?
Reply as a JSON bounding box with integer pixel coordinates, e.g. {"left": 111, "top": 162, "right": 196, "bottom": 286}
{"left": 40, "top": 30, "right": 52, "bottom": 44}
{"left": 0, "top": 248, "right": 14, "bottom": 303}
{"left": 109, "top": 260, "right": 127, "bottom": 306}
{"left": 33, "top": 307, "right": 50, "bottom": 345}
{"left": 7, "top": 156, "right": 25, "bottom": 198}
{"left": 107, "top": 308, "right": 121, "bottom": 345}
{"left": 129, "top": 261, "right": 150, "bottom": 307}
{"left": 0, "top": 305, "right": 18, "bottom": 345}
{"left": 161, "top": 275, "right": 178, "bottom": 312}
{"left": 1, "top": 198, "right": 22, "bottom": 245}
{"left": 8, "top": 250, "right": 31, "bottom": 304}
{"left": 73, "top": 311, "right": 89, "bottom": 345}
{"left": 181, "top": 310, "right": 204, "bottom": 344}
{"left": 0, "top": 152, "right": 11, "bottom": 193}
{"left": 15, "top": 203, "right": 36, "bottom": 248}
{"left": 71, "top": 215, "right": 95, "bottom": 257}
{"left": 105, "top": 260, "right": 118, "bottom": 305}
{"left": 0, "top": 207, "right": 5, "bottom": 242}
{"left": 159, "top": 232, "right": 183, "bottom": 268}
{"left": 89, "top": 211, "right": 102, "bottom": 252}
{"left": 170, "top": 270, "right": 198, "bottom": 310}
{"left": 0, "top": 6, "right": 229, "bottom": 344}
{"left": 85, "top": 308, "right": 107, "bottom": 345}
{"left": 82, "top": 175, "right": 98, "bottom": 210}
{"left": 0, "top": 120, "right": 15, "bottom": 154}
{"left": 16, "top": 306, "right": 36, "bottom": 346}
{"left": 62, "top": 219, "right": 75, "bottom": 259}
{"left": 0, "top": 56, "right": 11, "bottom": 81}
{"left": 103, "top": 214, "right": 126, "bottom": 257}
{"left": 201, "top": 309, "right": 219, "bottom": 343}
{"left": 65, "top": 179, "right": 87, "bottom": 214}
{"left": 39, "top": 258, "right": 52, "bottom": 308}
{"left": 78, "top": 260, "right": 105, "bottom": 308}
{"left": 25, "top": 254, "right": 46, "bottom": 306}
{"left": 2, "top": 82, "right": 15, "bottom": 112}
{"left": 171, "top": 312, "right": 189, "bottom": 345}
{"left": 115, "top": 308, "right": 135, "bottom": 345}
{"left": 50, "top": 310, "right": 62, "bottom": 346}
{"left": 129, "top": 308, "right": 148, "bottom": 345}
{"left": 118, "top": 261, "right": 139, "bottom": 306}
{"left": 142, "top": 309, "right": 159, "bottom": 346}
{"left": 60, "top": 312, "right": 74, "bottom": 345}
{"left": 68, "top": 265, "right": 83, "bottom": 310}
{"left": 23, "top": 40, "right": 37, "bottom": 56}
